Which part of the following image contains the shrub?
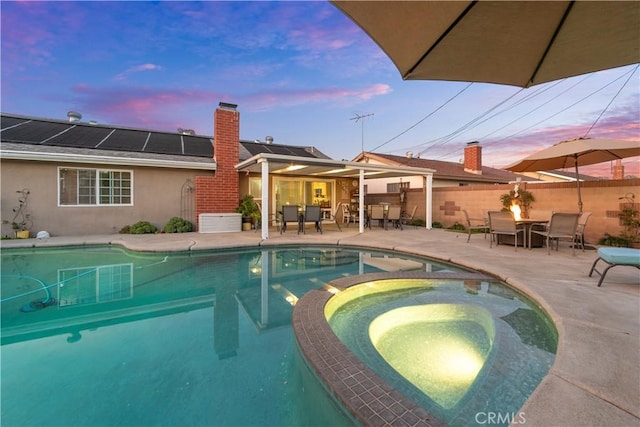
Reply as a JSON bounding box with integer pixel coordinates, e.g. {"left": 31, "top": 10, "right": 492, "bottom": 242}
{"left": 163, "top": 217, "right": 193, "bottom": 233}
{"left": 431, "top": 221, "right": 443, "bottom": 228}
{"left": 448, "top": 222, "right": 466, "bottom": 231}
{"left": 411, "top": 218, "right": 426, "bottom": 227}
{"left": 598, "top": 233, "right": 632, "bottom": 248}
{"left": 126, "top": 221, "right": 158, "bottom": 234}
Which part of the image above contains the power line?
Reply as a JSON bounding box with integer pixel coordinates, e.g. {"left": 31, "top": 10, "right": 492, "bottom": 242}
{"left": 486, "top": 67, "right": 637, "bottom": 145}
{"left": 585, "top": 64, "right": 639, "bottom": 137}
{"left": 369, "top": 82, "right": 473, "bottom": 152}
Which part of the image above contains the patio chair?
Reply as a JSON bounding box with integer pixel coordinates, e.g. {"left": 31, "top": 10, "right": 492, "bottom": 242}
{"left": 463, "top": 209, "right": 488, "bottom": 242}
{"left": 488, "top": 210, "right": 525, "bottom": 251}
{"left": 574, "top": 211, "right": 592, "bottom": 251}
{"left": 387, "top": 206, "right": 402, "bottom": 230}
{"left": 328, "top": 202, "right": 343, "bottom": 232}
{"left": 342, "top": 203, "right": 357, "bottom": 226}
{"left": 303, "top": 205, "right": 323, "bottom": 234}
{"left": 280, "top": 205, "right": 300, "bottom": 234}
{"left": 401, "top": 205, "right": 418, "bottom": 228}
{"left": 529, "top": 212, "right": 580, "bottom": 255}
{"left": 589, "top": 247, "right": 640, "bottom": 287}
{"left": 370, "top": 205, "right": 385, "bottom": 228}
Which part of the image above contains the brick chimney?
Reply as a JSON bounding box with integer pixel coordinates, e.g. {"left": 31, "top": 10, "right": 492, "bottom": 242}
{"left": 613, "top": 159, "right": 625, "bottom": 179}
{"left": 464, "top": 141, "right": 482, "bottom": 175}
{"left": 195, "top": 102, "right": 240, "bottom": 222}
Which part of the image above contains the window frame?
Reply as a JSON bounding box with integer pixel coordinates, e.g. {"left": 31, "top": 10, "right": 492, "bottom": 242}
{"left": 58, "top": 166, "right": 134, "bottom": 207}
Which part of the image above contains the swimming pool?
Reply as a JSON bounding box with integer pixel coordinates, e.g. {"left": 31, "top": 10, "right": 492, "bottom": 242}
{"left": 324, "top": 278, "right": 557, "bottom": 426}
{"left": 1, "top": 245, "right": 463, "bottom": 426}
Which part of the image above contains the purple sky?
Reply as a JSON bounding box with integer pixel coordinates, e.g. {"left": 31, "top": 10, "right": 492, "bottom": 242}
{"left": 2, "top": 1, "right": 638, "bottom": 178}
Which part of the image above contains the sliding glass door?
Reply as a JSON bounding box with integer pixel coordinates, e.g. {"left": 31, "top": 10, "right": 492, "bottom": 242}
{"left": 274, "top": 178, "right": 334, "bottom": 220}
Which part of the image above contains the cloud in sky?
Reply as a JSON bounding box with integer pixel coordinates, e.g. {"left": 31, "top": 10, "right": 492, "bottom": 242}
{"left": 1, "top": 0, "right": 637, "bottom": 175}
{"left": 114, "top": 64, "right": 164, "bottom": 81}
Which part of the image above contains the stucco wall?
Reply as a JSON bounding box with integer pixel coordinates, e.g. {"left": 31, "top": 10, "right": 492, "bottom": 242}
{"left": 1, "top": 160, "right": 207, "bottom": 237}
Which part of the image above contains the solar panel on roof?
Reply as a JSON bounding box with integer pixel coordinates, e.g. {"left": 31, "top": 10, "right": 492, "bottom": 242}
{"left": 1, "top": 116, "right": 29, "bottom": 129}
{"left": 47, "top": 126, "right": 113, "bottom": 148}
{"left": 239, "top": 141, "right": 319, "bottom": 158}
{"left": 183, "top": 135, "right": 213, "bottom": 157}
{"left": 144, "top": 133, "right": 183, "bottom": 155}
{"left": 241, "top": 143, "right": 271, "bottom": 156}
{"left": 99, "top": 129, "right": 148, "bottom": 151}
{"left": 0, "top": 120, "right": 72, "bottom": 144}
{"left": 286, "top": 146, "right": 317, "bottom": 157}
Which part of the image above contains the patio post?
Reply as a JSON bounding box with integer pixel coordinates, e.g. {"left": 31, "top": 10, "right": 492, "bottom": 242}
{"left": 425, "top": 174, "right": 432, "bottom": 229}
{"left": 261, "top": 159, "right": 269, "bottom": 239}
{"left": 359, "top": 168, "right": 365, "bottom": 233}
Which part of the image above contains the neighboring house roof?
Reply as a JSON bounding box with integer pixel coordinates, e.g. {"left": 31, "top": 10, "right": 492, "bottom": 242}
{"left": 354, "top": 152, "right": 529, "bottom": 183}
{"left": 0, "top": 113, "right": 329, "bottom": 168}
{"left": 526, "top": 169, "right": 602, "bottom": 182}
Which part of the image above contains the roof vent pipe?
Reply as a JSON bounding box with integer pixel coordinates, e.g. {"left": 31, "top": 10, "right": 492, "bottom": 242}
{"left": 67, "top": 111, "right": 82, "bottom": 122}
{"left": 265, "top": 136, "right": 273, "bottom": 144}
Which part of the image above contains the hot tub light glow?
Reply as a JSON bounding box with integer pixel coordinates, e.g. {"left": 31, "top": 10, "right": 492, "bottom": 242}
{"left": 369, "top": 304, "right": 494, "bottom": 409}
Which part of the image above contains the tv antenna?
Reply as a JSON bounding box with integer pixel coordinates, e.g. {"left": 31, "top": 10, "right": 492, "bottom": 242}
{"left": 350, "top": 112, "right": 374, "bottom": 153}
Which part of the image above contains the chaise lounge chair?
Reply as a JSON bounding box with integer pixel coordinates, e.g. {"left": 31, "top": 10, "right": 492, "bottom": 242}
{"left": 588, "top": 247, "right": 640, "bottom": 287}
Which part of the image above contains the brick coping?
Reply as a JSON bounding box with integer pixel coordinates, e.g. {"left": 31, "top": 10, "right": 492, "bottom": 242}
{"left": 292, "top": 271, "right": 493, "bottom": 427}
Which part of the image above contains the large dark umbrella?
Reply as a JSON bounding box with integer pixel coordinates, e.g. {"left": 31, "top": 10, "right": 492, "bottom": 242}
{"left": 505, "top": 137, "right": 640, "bottom": 212}
{"left": 331, "top": 1, "right": 640, "bottom": 88}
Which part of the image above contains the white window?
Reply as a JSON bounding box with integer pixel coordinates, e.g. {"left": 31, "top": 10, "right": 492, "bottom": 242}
{"left": 57, "top": 264, "right": 133, "bottom": 307}
{"left": 59, "top": 167, "right": 132, "bottom": 206}
{"left": 387, "top": 181, "right": 410, "bottom": 193}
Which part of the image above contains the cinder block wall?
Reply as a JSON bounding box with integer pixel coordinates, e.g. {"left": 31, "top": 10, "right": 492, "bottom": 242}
{"left": 430, "top": 178, "right": 639, "bottom": 245}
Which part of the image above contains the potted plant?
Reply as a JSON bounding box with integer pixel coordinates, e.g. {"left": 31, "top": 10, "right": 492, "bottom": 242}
{"left": 500, "top": 189, "right": 535, "bottom": 218}
{"left": 236, "top": 195, "right": 261, "bottom": 231}
{"left": 12, "top": 221, "right": 30, "bottom": 239}
{"left": 11, "top": 188, "right": 32, "bottom": 238}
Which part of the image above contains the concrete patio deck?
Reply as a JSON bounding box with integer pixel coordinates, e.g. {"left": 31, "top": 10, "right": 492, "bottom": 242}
{"left": 2, "top": 225, "right": 638, "bottom": 426}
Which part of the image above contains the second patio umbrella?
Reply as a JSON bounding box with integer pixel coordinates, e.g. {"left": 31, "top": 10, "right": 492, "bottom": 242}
{"left": 505, "top": 137, "right": 640, "bottom": 212}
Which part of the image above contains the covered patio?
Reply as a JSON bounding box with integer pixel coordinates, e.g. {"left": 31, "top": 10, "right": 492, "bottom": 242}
{"left": 235, "top": 153, "right": 435, "bottom": 239}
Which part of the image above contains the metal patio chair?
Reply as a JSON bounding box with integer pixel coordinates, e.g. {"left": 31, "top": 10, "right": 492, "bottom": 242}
{"left": 303, "top": 205, "right": 323, "bottom": 234}
{"left": 488, "top": 210, "right": 525, "bottom": 251}
{"left": 387, "top": 205, "right": 402, "bottom": 230}
{"left": 370, "top": 205, "right": 385, "bottom": 229}
{"left": 401, "top": 205, "right": 418, "bottom": 228}
{"left": 574, "top": 211, "right": 592, "bottom": 251}
{"left": 530, "top": 212, "right": 580, "bottom": 255}
{"left": 463, "top": 209, "right": 488, "bottom": 242}
{"left": 280, "top": 205, "right": 300, "bottom": 234}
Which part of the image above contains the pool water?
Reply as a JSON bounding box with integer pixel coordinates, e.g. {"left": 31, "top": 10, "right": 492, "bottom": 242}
{"left": 1, "top": 245, "right": 460, "bottom": 426}
{"left": 325, "top": 279, "right": 558, "bottom": 426}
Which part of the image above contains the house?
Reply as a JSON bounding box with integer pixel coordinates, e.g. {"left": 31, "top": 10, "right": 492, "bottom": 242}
{"left": 353, "top": 141, "right": 530, "bottom": 192}
{"left": 1, "top": 103, "right": 436, "bottom": 238}
{"left": 517, "top": 169, "right": 602, "bottom": 182}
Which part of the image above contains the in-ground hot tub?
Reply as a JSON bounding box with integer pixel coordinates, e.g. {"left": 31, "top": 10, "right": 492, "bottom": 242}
{"left": 317, "top": 276, "right": 557, "bottom": 426}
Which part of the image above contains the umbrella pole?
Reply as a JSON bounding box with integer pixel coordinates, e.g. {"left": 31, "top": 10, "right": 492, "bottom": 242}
{"left": 574, "top": 155, "right": 583, "bottom": 213}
